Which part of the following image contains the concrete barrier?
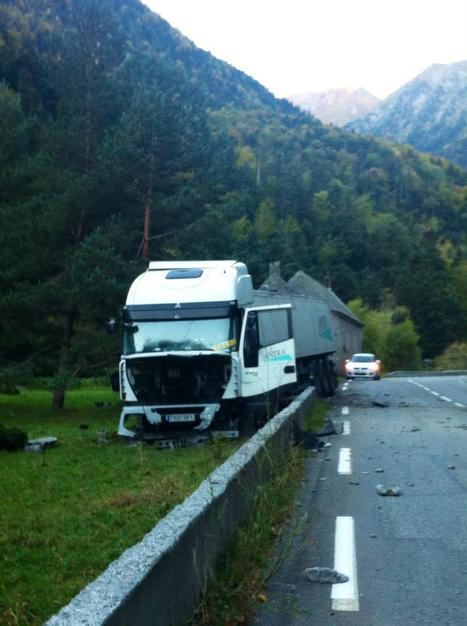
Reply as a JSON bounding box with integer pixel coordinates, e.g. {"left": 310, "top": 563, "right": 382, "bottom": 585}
{"left": 46, "top": 388, "right": 314, "bottom": 626}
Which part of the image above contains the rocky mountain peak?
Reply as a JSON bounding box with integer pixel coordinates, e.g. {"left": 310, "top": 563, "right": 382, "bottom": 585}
{"left": 347, "top": 60, "right": 467, "bottom": 167}
{"left": 287, "top": 87, "right": 380, "bottom": 126}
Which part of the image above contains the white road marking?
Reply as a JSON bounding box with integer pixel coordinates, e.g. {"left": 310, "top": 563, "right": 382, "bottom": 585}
{"left": 338, "top": 448, "right": 352, "bottom": 474}
{"left": 331, "top": 516, "right": 359, "bottom": 611}
{"left": 409, "top": 380, "right": 463, "bottom": 406}
{"left": 342, "top": 406, "right": 350, "bottom": 416}
{"left": 343, "top": 421, "right": 351, "bottom": 435}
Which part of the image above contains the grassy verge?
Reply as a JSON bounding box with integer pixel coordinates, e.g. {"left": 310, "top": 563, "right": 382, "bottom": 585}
{"left": 190, "top": 398, "right": 329, "bottom": 626}
{"left": 0, "top": 386, "right": 239, "bottom": 626}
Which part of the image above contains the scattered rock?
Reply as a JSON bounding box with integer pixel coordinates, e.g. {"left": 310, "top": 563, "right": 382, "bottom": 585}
{"left": 407, "top": 482, "right": 415, "bottom": 487}
{"left": 96, "top": 430, "right": 109, "bottom": 445}
{"left": 324, "top": 442, "right": 332, "bottom": 448}
{"left": 374, "top": 468, "right": 384, "bottom": 473}
{"left": 349, "top": 480, "right": 360, "bottom": 485}
{"left": 304, "top": 567, "right": 349, "bottom": 584}
{"left": 410, "top": 427, "right": 421, "bottom": 432}
{"left": 372, "top": 397, "right": 390, "bottom": 408}
{"left": 448, "top": 465, "right": 456, "bottom": 470}
{"left": 377, "top": 484, "right": 401, "bottom": 497}
{"left": 370, "top": 534, "right": 377, "bottom": 539}
{"left": 292, "top": 422, "right": 325, "bottom": 450}
{"left": 317, "top": 419, "right": 337, "bottom": 436}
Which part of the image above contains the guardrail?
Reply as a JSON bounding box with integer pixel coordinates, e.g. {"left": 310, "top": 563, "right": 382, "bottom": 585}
{"left": 386, "top": 370, "right": 467, "bottom": 377}
{"left": 46, "top": 388, "right": 314, "bottom": 626}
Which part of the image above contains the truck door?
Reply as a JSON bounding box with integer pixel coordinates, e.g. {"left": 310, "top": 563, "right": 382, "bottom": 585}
{"left": 239, "top": 304, "right": 297, "bottom": 399}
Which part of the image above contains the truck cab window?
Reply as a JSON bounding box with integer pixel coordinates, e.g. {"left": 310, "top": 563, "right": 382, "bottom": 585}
{"left": 123, "top": 318, "right": 237, "bottom": 355}
{"left": 243, "top": 312, "right": 259, "bottom": 368}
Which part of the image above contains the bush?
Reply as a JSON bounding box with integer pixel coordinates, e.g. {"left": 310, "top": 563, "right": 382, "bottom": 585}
{"left": 0, "top": 423, "right": 28, "bottom": 452}
{"left": 0, "top": 364, "right": 33, "bottom": 394}
{"left": 434, "top": 342, "right": 467, "bottom": 370}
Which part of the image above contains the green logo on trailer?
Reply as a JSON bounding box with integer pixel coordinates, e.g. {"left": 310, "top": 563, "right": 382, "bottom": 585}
{"left": 318, "top": 315, "right": 334, "bottom": 341}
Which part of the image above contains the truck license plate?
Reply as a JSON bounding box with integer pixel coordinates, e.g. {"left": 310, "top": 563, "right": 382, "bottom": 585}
{"left": 165, "top": 413, "right": 196, "bottom": 423}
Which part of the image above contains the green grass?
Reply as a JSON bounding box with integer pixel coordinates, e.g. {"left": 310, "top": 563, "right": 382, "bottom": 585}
{"left": 0, "top": 386, "right": 239, "bottom": 626}
{"left": 301, "top": 397, "right": 330, "bottom": 432}
{"left": 191, "top": 399, "right": 329, "bottom": 625}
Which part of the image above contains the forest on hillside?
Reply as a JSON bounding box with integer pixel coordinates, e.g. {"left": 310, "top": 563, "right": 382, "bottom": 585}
{"left": 1, "top": 0, "right": 467, "bottom": 405}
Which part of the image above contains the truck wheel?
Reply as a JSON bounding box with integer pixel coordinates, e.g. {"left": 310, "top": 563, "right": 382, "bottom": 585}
{"left": 330, "top": 361, "right": 338, "bottom": 392}
{"left": 324, "top": 359, "right": 336, "bottom": 397}
{"left": 313, "top": 361, "right": 325, "bottom": 396}
{"left": 240, "top": 408, "right": 259, "bottom": 436}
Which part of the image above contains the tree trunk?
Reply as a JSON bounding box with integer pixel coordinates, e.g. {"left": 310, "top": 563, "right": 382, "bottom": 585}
{"left": 142, "top": 198, "right": 152, "bottom": 261}
{"left": 51, "top": 310, "right": 74, "bottom": 410}
{"left": 141, "top": 144, "right": 156, "bottom": 261}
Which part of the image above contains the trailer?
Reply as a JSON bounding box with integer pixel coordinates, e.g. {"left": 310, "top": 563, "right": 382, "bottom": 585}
{"left": 114, "top": 260, "right": 362, "bottom": 439}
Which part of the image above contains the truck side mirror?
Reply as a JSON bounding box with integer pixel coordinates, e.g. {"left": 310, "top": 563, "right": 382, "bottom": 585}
{"left": 106, "top": 318, "right": 118, "bottom": 334}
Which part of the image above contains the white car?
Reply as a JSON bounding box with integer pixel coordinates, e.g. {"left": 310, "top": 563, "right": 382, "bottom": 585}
{"left": 345, "top": 353, "right": 381, "bottom": 380}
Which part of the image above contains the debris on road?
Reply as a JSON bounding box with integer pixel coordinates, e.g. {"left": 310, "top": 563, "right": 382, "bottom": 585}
{"left": 317, "top": 419, "right": 339, "bottom": 436}
{"left": 374, "top": 468, "right": 384, "bottom": 473}
{"left": 292, "top": 422, "right": 325, "bottom": 450}
{"left": 25, "top": 436, "right": 58, "bottom": 452}
{"left": 304, "top": 567, "right": 349, "bottom": 584}
{"left": 372, "top": 394, "right": 391, "bottom": 408}
{"left": 376, "top": 484, "right": 401, "bottom": 496}
{"left": 96, "top": 430, "right": 109, "bottom": 445}
{"left": 448, "top": 465, "right": 456, "bottom": 470}
{"left": 410, "top": 426, "right": 421, "bottom": 432}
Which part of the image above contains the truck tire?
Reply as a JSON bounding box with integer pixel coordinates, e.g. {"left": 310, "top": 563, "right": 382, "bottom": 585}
{"left": 313, "top": 360, "right": 328, "bottom": 397}
{"left": 325, "top": 359, "right": 337, "bottom": 396}
{"left": 240, "top": 410, "right": 258, "bottom": 436}
{"left": 321, "top": 359, "right": 334, "bottom": 397}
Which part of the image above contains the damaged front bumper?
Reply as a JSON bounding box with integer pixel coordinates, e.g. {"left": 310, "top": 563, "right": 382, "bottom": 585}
{"left": 118, "top": 402, "right": 221, "bottom": 438}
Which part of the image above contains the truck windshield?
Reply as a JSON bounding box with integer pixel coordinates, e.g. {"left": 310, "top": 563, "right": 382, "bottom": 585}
{"left": 123, "top": 318, "right": 237, "bottom": 355}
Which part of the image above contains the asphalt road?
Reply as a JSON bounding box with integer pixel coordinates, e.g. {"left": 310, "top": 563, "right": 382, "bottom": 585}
{"left": 252, "top": 375, "right": 467, "bottom": 626}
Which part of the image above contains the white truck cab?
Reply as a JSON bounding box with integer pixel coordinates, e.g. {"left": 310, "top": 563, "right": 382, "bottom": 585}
{"left": 117, "top": 261, "right": 297, "bottom": 438}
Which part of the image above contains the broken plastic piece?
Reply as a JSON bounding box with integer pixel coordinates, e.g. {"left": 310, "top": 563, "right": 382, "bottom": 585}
{"left": 304, "top": 567, "right": 349, "bottom": 584}
{"left": 376, "top": 484, "right": 401, "bottom": 496}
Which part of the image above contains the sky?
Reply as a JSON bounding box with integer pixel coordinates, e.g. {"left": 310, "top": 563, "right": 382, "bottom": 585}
{"left": 142, "top": 0, "right": 467, "bottom": 100}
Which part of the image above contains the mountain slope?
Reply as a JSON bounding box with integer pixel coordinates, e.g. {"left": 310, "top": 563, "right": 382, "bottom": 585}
{"left": 347, "top": 61, "right": 467, "bottom": 167}
{"left": 288, "top": 87, "right": 380, "bottom": 126}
